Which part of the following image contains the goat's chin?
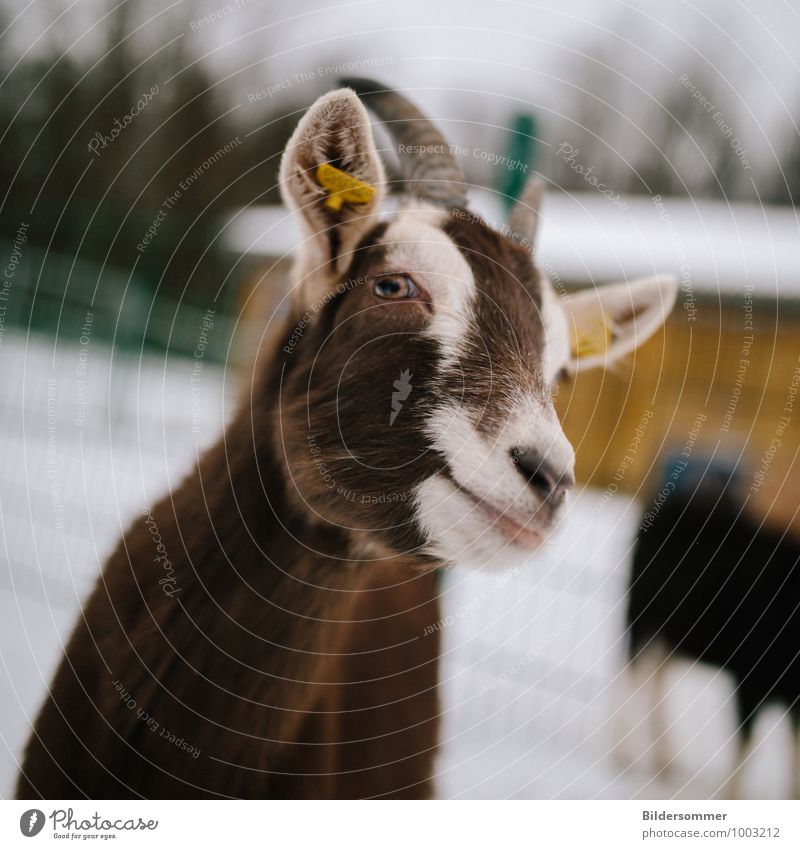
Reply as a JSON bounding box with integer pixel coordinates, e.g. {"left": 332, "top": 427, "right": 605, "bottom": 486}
{"left": 412, "top": 474, "right": 559, "bottom": 570}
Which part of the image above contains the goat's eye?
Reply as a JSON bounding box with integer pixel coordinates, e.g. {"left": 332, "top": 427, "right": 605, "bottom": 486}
{"left": 373, "top": 274, "right": 420, "bottom": 300}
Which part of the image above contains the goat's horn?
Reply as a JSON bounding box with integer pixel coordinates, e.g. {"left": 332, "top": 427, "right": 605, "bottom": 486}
{"left": 340, "top": 77, "right": 468, "bottom": 208}
{"left": 508, "top": 177, "right": 545, "bottom": 250}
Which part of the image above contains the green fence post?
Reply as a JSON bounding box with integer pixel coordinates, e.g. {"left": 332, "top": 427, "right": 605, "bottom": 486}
{"left": 499, "top": 113, "right": 538, "bottom": 210}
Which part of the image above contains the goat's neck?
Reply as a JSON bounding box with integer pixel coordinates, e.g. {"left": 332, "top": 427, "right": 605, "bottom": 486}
{"left": 205, "top": 405, "right": 350, "bottom": 577}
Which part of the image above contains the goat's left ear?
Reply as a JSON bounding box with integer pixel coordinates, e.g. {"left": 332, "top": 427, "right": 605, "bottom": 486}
{"left": 280, "top": 88, "right": 385, "bottom": 276}
{"left": 563, "top": 275, "right": 678, "bottom": 373}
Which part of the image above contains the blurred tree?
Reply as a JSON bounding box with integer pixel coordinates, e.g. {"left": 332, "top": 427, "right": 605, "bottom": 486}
{"left": 542, "top": 28, "right": 759, "bottom": 204}
{"left": 768, "top": 120, "right": 800, "bottom": 205}
{"left": 0, "top": 0, "right": 299, "bottom": 309}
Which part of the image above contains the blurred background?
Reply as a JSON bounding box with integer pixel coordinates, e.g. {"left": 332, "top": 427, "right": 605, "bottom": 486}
{"left": 2, "top": 0, "right": 800, "bottom": 799}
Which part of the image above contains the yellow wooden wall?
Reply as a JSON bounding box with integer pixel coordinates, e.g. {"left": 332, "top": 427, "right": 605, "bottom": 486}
{"left": 556, "top": 298, "right": 800, "bottom": 532}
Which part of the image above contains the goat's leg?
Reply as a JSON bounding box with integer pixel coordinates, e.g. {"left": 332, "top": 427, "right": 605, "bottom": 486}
{"left": 631, "top": 643, "right": 673, "bottom": 778}
{"left": 727, "top": 685, "right": 757, "bottom": 800}
{"left": 615, "top": 643, "right": 672, "bottom": 780}
{"left": 726, "top": 728, "right": 753, "bottom": 800}
{"left": 646, "top": 645, "right": 674, "bottom": 779}
{"left": 610, "top": 659, "right": 640, "bottom": 771}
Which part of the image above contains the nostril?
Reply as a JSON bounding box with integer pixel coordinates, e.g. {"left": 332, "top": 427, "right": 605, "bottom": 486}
{"left": 528, "top": 467, "right": 556, "bottom": 497}
{"left": 512, "top": 447, "right": 573, "bottom": 503}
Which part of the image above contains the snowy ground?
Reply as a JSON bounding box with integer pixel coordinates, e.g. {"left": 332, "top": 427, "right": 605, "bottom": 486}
{"left": 0, "top": 331, "right": 793, "bottom": 799}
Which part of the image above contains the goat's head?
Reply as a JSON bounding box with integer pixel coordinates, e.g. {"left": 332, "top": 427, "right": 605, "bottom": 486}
{"left": 274, "top": 80, "right": 677, "bottom": 568}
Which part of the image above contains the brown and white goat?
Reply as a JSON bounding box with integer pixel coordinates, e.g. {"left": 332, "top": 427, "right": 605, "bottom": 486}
{"left": 17, "top": 79, "right": 677, "bottom": 799}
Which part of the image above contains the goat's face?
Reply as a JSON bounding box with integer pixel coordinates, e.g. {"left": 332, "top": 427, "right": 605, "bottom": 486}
{"left": 276, "top": 84, "right": 677, "bottom": 568}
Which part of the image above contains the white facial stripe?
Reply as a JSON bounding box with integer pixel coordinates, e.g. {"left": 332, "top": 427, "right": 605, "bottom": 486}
{"left": 426, "top": 401, "right": 574, "bottom": 507}
{"left": 374, "top": 207, "right": 576, "bottom": 568}
{"left": 380, "top": 209, "right": 476, "bottom": 369}
{"left": 417, "top": 395, "right": 575, "bottom": 566}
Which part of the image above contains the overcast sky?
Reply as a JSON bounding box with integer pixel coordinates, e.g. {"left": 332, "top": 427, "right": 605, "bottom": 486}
{"left": 5, "top": 0, "right": 800, "bottom": 193}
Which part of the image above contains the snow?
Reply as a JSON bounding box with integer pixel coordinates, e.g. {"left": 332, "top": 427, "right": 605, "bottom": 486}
{"left": 220, "top": 190, "right": 800, "bottom": 301}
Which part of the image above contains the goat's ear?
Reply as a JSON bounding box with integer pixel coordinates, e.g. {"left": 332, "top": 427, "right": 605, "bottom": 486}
{"left": 563, "top": 275, "right": 678, "bottom": 373}
{"left": 280, "top": 88, "right": 385, "bottom": 276}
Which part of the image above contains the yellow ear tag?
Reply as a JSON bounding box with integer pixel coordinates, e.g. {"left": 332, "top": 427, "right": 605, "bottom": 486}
{"left": 573, "top": 313, "right": 612, "bottom": 359}
{"left": 316, "top": 163, "right": 375, "bottom": 212}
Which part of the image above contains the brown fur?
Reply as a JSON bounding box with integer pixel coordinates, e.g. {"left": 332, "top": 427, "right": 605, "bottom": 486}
{"left": 443, "top": 210, "right": 547, "bottom": 430}
{"left": 17, "top": 295, "right": 442, "bottom": 799}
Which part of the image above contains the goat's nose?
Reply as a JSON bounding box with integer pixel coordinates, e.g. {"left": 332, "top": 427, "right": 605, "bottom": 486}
{"left": 512, "top": 447, "right": 575, "bottom": 504}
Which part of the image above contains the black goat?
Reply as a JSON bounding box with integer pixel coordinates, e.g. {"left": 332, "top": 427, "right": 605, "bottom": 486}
{"left": 625, "top": 458, "right": 800, "bottom": 798}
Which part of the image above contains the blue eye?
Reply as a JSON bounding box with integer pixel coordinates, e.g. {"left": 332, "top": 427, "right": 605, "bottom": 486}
{"left": 373, "top": 274, "right": 420, "bottom": 300}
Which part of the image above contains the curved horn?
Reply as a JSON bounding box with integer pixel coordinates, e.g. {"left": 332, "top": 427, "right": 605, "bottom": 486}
{"left": 508, "top": 176, "right": 545, "bottom": 250}
{"left": 340, "top": 77, "right": 468, "bottom": 208}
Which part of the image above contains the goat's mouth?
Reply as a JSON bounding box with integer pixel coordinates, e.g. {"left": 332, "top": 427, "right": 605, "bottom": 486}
{"left": 443, "top": 472, "right": 553, "bottom": 552}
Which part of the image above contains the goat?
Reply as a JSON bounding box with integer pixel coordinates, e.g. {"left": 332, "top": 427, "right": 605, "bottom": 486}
{"left": 17, "top": 78, "right": 677, "bottom": 799}
{"left": 624, "top": 459, "right": 800, "bottom": 798}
